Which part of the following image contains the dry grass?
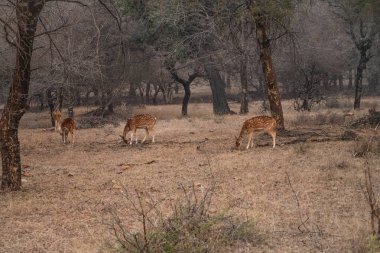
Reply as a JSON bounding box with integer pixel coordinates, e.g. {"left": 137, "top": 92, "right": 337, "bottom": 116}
{"left": 107, "top": 184, "right": 261, "bottom": 253}
{"left": 0, "top": 96, "right": 380, "bottom": 253}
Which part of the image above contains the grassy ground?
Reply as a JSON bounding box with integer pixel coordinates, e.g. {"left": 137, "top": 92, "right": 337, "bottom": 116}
{"left": 0, "top": 97, "right": 379, "bottom": 253}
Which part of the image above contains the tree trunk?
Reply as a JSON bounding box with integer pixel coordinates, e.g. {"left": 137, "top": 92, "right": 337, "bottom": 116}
{"left": 75, "top": 89, "right": 81, "bottom": 106}
{"left": 323, "top": 76, "right": 329, "bottom": 91}
{"left": 94, "top": 88, "right": 100, "bottom": 106}
{"left": 255, "top": 15, "right": 285, "bottom": 129}
{"left": 67, "top": 88, "right": 74, "bottom": 118}
{"left": 354, "top": 65, "right": 365, "bottom": 110}
{"left": 152, "top": 84, "right": 159, "bottom": 105}
{"left": 354, "top": 49, "right": 369, "bottom": 110}
{"left": 58, "top": 87, "right": 63, "bottom": 111}
{"left": 258, "top": 74, "right": 265, "bottom": 98}
{"left": 302, "top": 98, "right": 309, "bottom": 111}
{"left": 145, "top": 83, "right": 150, "bottom": 103}
{"left": 182, "top": 83, "right": 191, "bottom": 116}
{"left": 167, "top": 68, "right": 198, "bottom": 116}
{"left": 107, "top": 103, "right": 114, "bottom": 113}
{"left": 160, "top": 86, "right": 167, "bottom": 103}
{"left": 226, "top": 74, "right": 231, "bottom": 90}
{"left": 38, "top": 94, "right": 44, "bottom": 111}
{"left": 47, "top": 87, "right": 59, "bottom": 126}
{"left": 174, "top": 83, "right": 179, "bottom": 94}
{"left": 348, "top": 69, "right": 353, "bottom": 89}
{"left": 0, "top": 0, "right": 44, "bottom": 191}
{"left": 338, "top": 74, "right": 343, "bottom": 91}
{"left": 205, "top": 66, "right": 231, "bottom": 115}
{"left": 239, "top": 57, "right": 249, "bottom": 114}
{"left": 85, "top": 90, "right": 90, "bottom": 105}
{"left": 332, "top": 76, "right": 337, "bottom": 91}
{"left": 129, "top": 83, "right": 136, "bottom": 96}
{"left": 368, "top": 73, "right": 378, "bottom": 92}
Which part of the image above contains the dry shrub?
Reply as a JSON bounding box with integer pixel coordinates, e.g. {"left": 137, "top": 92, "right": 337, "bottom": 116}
{"left": 353, "top": 137, "right": 380, "bottom": 158}
{"left": 315, "top": 112, "right": 345, "bottom": 125}
{"left": 367, "top": 236, "right": 380, "bottom": 253}
{"left": 350, "top": 108, "right": 380, "bottom": 129}
{"left": 78, "top": 116, "right": 121, "bottom": 129}
{"left": 213, "top": 116, "right": 225, "bottom": 124}
{"left": 325, "top": 98, "right": 341, "bottom": 109}
{"left": 325, "top": 98, "right": 352, "bottom": 109}
{"left": 292, "top": 114, "right": 315, "bottom": 126}
{"left": 351, "top": 235, "right": 380, "bottom": 253}
{"left": 294, "top": 142, "right": 311, "bottom": 155}
{"left": 352, "top": 162, "right": 380, "bottom": 253}
{"left": 292, "top": 112, "right": 345, "bottom": 126}
{"left": 335, "top": 160, "right": 350, "bottom": 170}
{"left": 109, "top": 184, "right": 261, "bottom": 253}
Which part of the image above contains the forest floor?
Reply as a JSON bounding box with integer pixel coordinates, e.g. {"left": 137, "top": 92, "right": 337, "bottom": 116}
{"left": 0, "top": 96, "right": 379, "bottom": 253}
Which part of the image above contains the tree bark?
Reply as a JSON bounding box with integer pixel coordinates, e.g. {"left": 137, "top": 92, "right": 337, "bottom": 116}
{"left": 168, "top": 68, "right": 198, "bottom": 116}
{"left": 129, "top": 83, "right": 136, "bottom": 96}
{"left": 181, "top": 84, "right": 190, "bottom": 116}
{"left": 204, "top": 66, "right": 231, "bottom": 115}
{"left": 239, "top": 57, "right": 249, "bottom": 114}
{"left": 46, "top": 87, "right": 62, "bottom": 126}
{"left": 67, "top": 88, "right": 74, "bottom": 118}
{"left": 332, "top": 76, "right": 337, "bottom": 91}
{"left": 94, "top": 88, "right": 100, "bottom": 106}
{"left": 338, "top": 74, "right": 343, "bottom": 91}
{"left": 369, "top": 73, "right": 378, "bottom": 92}
{"left": 354, "top": 57, "right": 365, "bottom": 109}
{"left": 145, "top": 83, "right": 150, "bottom": 103}
{"left": 354, "top": 42, "right": 373, "bottom": 110}
{"left": 348, "top": 69, "right": 353, "bottom": 90}
{"left": 0, "top": 0, "right": 44, "bottom": 191}
{"left": 226, "top": 74, "right": 231, "bottom": 90}
{"left": 255, "top": 15, "right": 285, "bottom": 129}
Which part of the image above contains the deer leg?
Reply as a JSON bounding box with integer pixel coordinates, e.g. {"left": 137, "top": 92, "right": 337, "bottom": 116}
{"left": 72, "top": 131, "right": 75, "bottom": 144}
{"left": 142, "top": 128, "right": 148, "bottom": 143}
{"left": 267, "top": 130, "right": 276, "bottom": 149}
{"left": 150, "top": 128, "right": 155, "bottom": 143}
{"left": 246, "top": 132, "right": 253, "bottom": 149}
{"left": 271, "top": 131, "right": 276, "bottom": 149}
{"left": 135, "top": 130, "right": 138, "bottom": 144}
{"left": 250, "top": 132, "right": 256, "bottom": 148}
{"left": 129, "top": 132, "right": 133, "bottom": 145}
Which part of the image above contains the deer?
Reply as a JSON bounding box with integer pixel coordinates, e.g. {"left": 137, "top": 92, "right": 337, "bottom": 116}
{"left": 121, "top": 114, "right": 157, "bottom": 145}
{"left": 52, "top": 110, "right": 76, "bottom": 144}
{"left": 52, "top": 109, "right": 62, "bottom": 132}
{"left": 60, "top": 118, "right": 76, "bottom": 144}
{"left": 235, "top": 116, "right": 277, "bottom": 149}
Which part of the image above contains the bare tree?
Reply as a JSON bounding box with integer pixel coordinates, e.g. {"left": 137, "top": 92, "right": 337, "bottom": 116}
{"left": 167, "top": 64, "right": 199, "bottom": 116}
{"left": 328, "top": 0, "right": 379, "bottom": 109}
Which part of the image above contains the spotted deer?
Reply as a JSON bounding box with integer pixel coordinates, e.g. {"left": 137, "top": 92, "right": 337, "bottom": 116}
{"left": 235, "top": 116, "right": 277, "bottom": 149}
{"left": 52, "top": 110, "right": 62, "bottom": 132}
{"left": 121, "top": 114, "right": 157, "bottom": 145}
{"left": 60, "top": 118, "right": 76, "bottom": 144}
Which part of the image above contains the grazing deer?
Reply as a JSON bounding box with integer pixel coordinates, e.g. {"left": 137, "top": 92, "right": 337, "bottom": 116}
{"left": 121, "top": 114, "right": 157, "bottom": 145}
{"left": 60, "top": 118, "right": 76, "bottom": 144}
{"left": 235, "top": 116, "right": 277, "bottom": 149}
{"left": 52, "top": 110, "right": 62, "bottom": 132}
